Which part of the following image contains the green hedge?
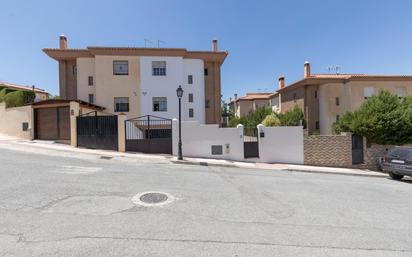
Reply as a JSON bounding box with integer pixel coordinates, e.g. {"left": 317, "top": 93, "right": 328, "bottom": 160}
{"left": 2, "top": 90, "right": 35, "bottom": 108}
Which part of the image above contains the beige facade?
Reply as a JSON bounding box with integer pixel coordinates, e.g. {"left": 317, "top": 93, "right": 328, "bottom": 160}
{"left": 279, "top": 62, "right": 412, "bottom": 135}
{"left": 319, "top": 80, "right": 412, "bottom": 134}
{"left": 229, "top": 93, "right": 273, "bottom": 118}
{"left": 0, "top": 103, "right": 33, "bottom": 139}
{"left": 94, "top": 56, "right": 141, "bottom": 118}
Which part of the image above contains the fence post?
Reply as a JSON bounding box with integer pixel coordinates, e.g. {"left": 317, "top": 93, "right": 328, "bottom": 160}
{"left": 69, "top": 101, "right": 80, "bottom": 147}
{"left": 118, "top": 114, "right": 126, "bottom": 152}
{"left": 172, "top": 119, "right": 178, "bottom": 156}
{"left": 236, "top": 124, "right": 244, "bottom": 159}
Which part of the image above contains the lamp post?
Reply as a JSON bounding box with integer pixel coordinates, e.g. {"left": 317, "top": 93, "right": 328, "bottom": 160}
{"left": 176, "top": 85, "right": 184, "bottom": 160}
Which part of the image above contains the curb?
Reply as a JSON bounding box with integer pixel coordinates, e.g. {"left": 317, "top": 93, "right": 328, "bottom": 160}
{"left": 172, "top": 160, "right": 386, "bottom": 178}
{"left": 285, "top": 168, "right": 386, "bottom": 178}
{"left": 171, "top": 160, "right": 237, "bottom": 168}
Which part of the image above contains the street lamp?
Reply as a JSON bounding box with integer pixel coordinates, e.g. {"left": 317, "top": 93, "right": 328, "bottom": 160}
{"left": 176, "top": 85, "right": 184, "bottom": 160}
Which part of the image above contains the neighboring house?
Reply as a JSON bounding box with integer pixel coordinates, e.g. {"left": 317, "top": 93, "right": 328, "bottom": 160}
{"left": 278, "top": 61, "right": 412, "bottom": 134}
{"left": 43, "top": 35, "right": 228, "bottom": 124}
{"left": 229, "top": 93, "right": 273, "bottom": 117}
{"left": 0, "top": 82, "right": 49, "bottom": 102}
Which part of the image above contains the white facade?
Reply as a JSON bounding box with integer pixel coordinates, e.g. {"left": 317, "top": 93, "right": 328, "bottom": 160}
{"left": 140, "top": 57, "right": 205, "bottom": 122}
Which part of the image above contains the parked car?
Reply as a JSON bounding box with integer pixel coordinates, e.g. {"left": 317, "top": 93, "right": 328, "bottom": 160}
{"left": 381, "top": 147, "right": 412, "bottom": 180}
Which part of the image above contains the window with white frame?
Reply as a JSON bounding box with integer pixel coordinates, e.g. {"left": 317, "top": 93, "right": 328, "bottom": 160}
{"left": 396, "top": 87, "right": 406, "bottom": 98}
{"left": 114, "top": 97, "right": 129, "bottom": 112}
{"left": 152, "top": 97, "right": 167, "bottom": 111}
{"left": 188, "top": 93, "right": 193, "bottom": 103}
{"left": 152, "top": 61, "right": 166, "bottom": 76}
{"left": 189, "top": 108, "right": 194, "bottom": 118}
{"left": 113, "top": 61, "right": 129, "bottom": 75}
{"left": 188, "top": 75, "right": 193, "bottom": 84}
{"left": 363, "top": 87, "right": 375, "bottom": 99}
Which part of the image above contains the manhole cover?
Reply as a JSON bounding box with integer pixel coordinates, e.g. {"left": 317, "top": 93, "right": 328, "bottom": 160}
{"left": 140, "top": 193, "right": 168, "bottom": 204}
{"left": 132, "top": 191, "right": 175, "bottom": 207}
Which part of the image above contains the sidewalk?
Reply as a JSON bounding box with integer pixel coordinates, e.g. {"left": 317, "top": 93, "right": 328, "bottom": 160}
{"left": 0, "top": 133, "right": 386, "bottom": 178}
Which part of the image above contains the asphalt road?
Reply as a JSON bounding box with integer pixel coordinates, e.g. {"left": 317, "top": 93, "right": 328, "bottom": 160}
{"left": 1, "top": 142, "right": 412, "bottom": 257}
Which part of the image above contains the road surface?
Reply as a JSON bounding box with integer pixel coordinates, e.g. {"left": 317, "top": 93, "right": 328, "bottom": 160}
{"left": 0, "top": 141, "right": 411, "bottom": 256}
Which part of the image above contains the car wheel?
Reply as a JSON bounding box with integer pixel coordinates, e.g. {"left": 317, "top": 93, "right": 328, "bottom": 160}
{"left": 389, "top": 172, "right": 404, "bottom": 180}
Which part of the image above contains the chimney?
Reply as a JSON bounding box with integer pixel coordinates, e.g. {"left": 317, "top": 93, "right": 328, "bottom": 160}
{"left": 278, "top": 76, "right": 285, "bottom": 89}
{"left": 59, "top": 34, "right": 67, "bottom": 49}
{"left": 212, "top": 38, "right": 218, "bottom": 52}
{"left": 304, "top": 61, "right": 311, "bottom": 78}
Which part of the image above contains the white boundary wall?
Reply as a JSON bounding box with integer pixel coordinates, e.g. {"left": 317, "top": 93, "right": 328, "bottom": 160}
{"left": 257, "top": 125, "right": 304, "bottom": 164}
{"left": 172, "top": 120, "right": 304, "bottom": 164}
{"left": 172, "top": 120, "right": 244, "bottom": 161}
{"left": 0, "top": 102, "right": 33, "bottom": 139}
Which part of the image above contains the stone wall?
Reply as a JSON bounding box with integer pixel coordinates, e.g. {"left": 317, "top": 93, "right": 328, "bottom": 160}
{"left": 303, "top": 131, "right": 401, "bottom": 170}
{"left": 304, "top": 132, "right": 352, "bottom": 167}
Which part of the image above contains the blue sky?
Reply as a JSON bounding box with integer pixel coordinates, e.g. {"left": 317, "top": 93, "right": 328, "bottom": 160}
{"left": 1, "top": 0, "right": 412, "bottom": 100}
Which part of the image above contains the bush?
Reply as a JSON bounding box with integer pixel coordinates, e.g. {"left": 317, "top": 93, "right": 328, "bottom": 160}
{"left": 276, "top": 105, "right": 306, "bottom": 127}
{"left": 3, "top": 90, "right": 35, "bottom": 108}
{"left": 262, "top": 113, "right": 280, "bottom": 126}
{"left": 0, "top": 88, "right": 7, "bottom": 102}
{"left": 332, "top": 90, "right": 412, "bottom": 144}
{"left": 229, "top": 107, "right": 272, "bottom": 128}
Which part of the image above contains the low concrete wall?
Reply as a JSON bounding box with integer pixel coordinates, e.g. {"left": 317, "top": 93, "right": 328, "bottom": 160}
{"left": 258, "top": 125, "right": 304, "bottom": 164}
{"left": 172, "top": 120, "right": 244, "bottom": 161}
{"left": 0, "top": 103, "right": 33, "bottom": 139}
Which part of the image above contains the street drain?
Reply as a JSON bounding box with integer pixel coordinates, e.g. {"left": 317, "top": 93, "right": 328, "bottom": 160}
{"left": 140, "top": 193, "right": 168, "bottom": 204}
{"left": 132, "top": 191, "right": 175, "bottom": 207}
{"left": 100, "top": 156, "right": 113, "bottom": 160}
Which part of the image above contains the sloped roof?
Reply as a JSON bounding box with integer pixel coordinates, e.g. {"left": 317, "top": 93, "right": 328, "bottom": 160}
{"left": 278, "top": 73, "right": 412, "bottom": 93}
{"left": 0, "top": 82, "right": 48, "bottom": 94}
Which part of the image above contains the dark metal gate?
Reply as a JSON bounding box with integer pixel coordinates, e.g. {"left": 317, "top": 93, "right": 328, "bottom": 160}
{"left": 77, "top": 114, "right": 118, "bottom": 151}
{"left": 125, "top": 115, "right": 172, "bottom": 154}
{"left": 352, "top": 134, "right": 364, "bottom": 164}
{"left": 244, "top": 127, "right": 259, "bottom": 158}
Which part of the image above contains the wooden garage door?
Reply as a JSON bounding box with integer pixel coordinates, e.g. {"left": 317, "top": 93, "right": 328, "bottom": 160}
{"left": 35, "top": 107, "right": 70, "bottom": 140}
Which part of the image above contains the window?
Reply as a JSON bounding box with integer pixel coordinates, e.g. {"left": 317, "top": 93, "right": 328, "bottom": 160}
{"left": 88, "top": 76, "right": 93, "bottom": 86}
{"left": 364, "top": 87, "right": 375, "bottom": 99}
{"left": 113, "top": 61, "right": 129, "bottom": 75}
{"left": 204, "top": 68, "right": 208, "bottom": 76}
{"left": 72, "top": 65, "right": 77, "bottom": 76}
{"left": 336, "top": 115, "right": 340, "bottom": 122}
{"left": 335, "top": 97, "right": 340, "bottom": 106}
{"left": 293, "top": 93, "right": 297, "bottom": 102}
{"left": 396, "top": 87, "right": 406, "bottom": 98}
{"left": 152, "top": 97, "right": 167, "bottom": 111}
{"left": 188, "top": 75, "right": 193, "bottom": 84}
{"left": 205, "top": 99, "right": 210, "bottom": 108}
{"left": 152, "top": 61, "right": 166, "bottom": 76}
{"left": 188, "top": 93, "right": 193, "bottom": 103}
{"left": 315, "top": 121, "right": 320, "bottom": 130}
{"left": 114, "top": 97, "right": 129, "bottom": 112}
{"left": 314, "top": 90, "right": 317, "bottom": 99}
{"left": 88, "top": 94, "right": 94, "bottom": 104}
{"left": 189, "top": 108, "right": 194, "bottom": 118}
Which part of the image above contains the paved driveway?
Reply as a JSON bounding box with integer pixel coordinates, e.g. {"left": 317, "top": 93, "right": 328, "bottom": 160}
{"left": 0, "top": 142, "right": 412, "bottom": 256}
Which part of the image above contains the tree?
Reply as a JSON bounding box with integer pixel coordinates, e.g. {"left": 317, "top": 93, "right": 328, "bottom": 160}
{"left": 262, "top": 105, "right": 306, "bottom": 127}
{"left": 332, "top": 90, "right": 412, "bottom": 145}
